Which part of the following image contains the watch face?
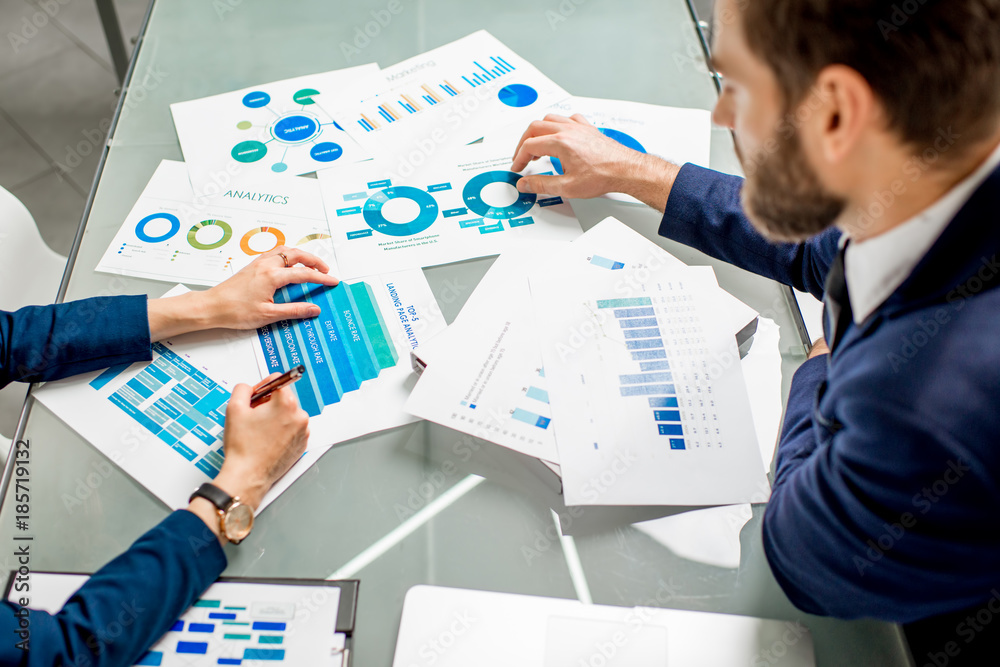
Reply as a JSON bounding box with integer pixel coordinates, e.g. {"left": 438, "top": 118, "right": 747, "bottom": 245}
{"left": 224, "top": 502, "right": 254, "bottom": 543}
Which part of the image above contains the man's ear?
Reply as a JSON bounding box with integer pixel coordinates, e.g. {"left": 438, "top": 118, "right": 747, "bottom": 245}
{"left": 807, "top": 64, "right": 876, "bottom": 166}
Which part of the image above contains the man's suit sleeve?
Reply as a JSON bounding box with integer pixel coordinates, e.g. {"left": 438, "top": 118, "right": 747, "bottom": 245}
{"left": 0, "top": 295, "right": 152, "bottom": 388}
{"left": 0, "top": 510, "right": 227, "bottom": 666}
{"left": 659, "top": 163, "right": 841, "bottom": 299}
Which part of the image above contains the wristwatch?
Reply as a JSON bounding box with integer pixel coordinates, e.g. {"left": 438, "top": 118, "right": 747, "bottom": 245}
{"left": 189, "top": 483, "right": 254, "bottom": 544}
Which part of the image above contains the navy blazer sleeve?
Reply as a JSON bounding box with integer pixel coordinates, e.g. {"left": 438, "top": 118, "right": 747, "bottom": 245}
{"left": 658, "top": 163, "right": 841, "bottom": 300}
{"left": 1, "top": 511, "right": 227, "bottom": 666}
{"left": 0, "top": 295, "right": 152, "bottom": 388}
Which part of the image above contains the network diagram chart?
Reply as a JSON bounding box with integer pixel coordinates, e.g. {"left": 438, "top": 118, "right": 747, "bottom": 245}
{"left": 170, "top": 65, "right": 382, "bottom": 188}
{"left": 97, "top": 161, "right": 331, "bottom": 287}
{"left": 318, "top": 154, "right": 582, "bottom": 277}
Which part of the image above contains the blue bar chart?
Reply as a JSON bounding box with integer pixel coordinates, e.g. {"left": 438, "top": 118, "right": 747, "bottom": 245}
{"left": 597, "top": 297, "right": 686, "bottom": 449}
{"left": 256, "top": 281, "right": 399, "bottom": 417}
{"left": 89, "top": 342, "right": 230, "bottom": 478}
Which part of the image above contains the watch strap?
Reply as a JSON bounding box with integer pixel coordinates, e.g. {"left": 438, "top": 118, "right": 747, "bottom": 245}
{"left": 189, "top": 483, "right": 233, "bottom": 512}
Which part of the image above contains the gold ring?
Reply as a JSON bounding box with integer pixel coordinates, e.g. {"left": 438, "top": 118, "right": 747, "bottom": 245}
{"left": 278, "top": 252, "right": 289, "bottom": 268}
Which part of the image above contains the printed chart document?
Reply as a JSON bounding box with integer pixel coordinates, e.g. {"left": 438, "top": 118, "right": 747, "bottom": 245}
{"left": 34, "top": 300, "right": 273, "bottom": 509}
{"left": 392, "top": 586, "right": 816, "bottom": 667}
{"left": 406, "top": 245, "right": 564, "bottom": 464}
{"left": 333, "top": 30, "right": 568, "bottom": 157}
{"left": 319, "top": 144, "right": 581, "bottom": 278}
{"left": 530, "top": 228, "right": 769, "bottom": 507}
{"left": 170, "top": 64, "right": 383, "bottom": 189}
{"left": 16, "top": 573, "right": 346, "bottom": 667}
{"left": 406, "top": 221, "right": 758, "bottom": 471}
{"left": 254, "top": 267, "right": 447, "bottom": 448}
{"left": 96, "top": 160, "right": 330, "bottom": 287}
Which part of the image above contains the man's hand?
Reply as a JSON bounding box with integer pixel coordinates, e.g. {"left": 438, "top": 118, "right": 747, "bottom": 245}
{"left": 187, "top": 375, "right": 309, "bottom": 541}
{"left": 808, "top": 337, "right": 830, "bottom": 359}
{"left": 510, "top": 113, "right": 681, "bottom": 211}
{"left": 147, "top": 246, "right": 340, "bottom": 340}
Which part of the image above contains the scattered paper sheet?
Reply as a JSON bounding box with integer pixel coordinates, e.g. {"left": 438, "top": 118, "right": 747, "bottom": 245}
{"left": 530, "top": 221, "right": 770, "bottom": 507}
{"left": 318, "top": 144, "right": 582, "bottom": 278}
{"left": 96, "top": 160, "right": 330, "bottom": 287}
{"left": 332, "top": 30, "right": 569, "bottom": 157}
{"left": 17, "top": 573, "right": 343, "bottom": 667}
{"left": 170, "top": 64, "right": 383, "bottom": 190}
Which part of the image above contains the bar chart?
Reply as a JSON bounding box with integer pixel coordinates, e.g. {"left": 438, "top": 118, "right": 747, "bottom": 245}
{"left": 597, "top": 297, "right": 687, "bottom": 450}
{"left": 89, "top": 342, "right": 230, "bottom": 480}
{"left": 256, "top": 281, "right": 400, "bottom": 417}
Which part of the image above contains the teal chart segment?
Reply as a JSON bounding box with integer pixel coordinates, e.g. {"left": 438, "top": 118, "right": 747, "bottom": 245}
{"left": 89, "top": 343, "right": 230, "bottom": 479}
{"left": 230, "top": 86, "right": 345, "bottom": 174}
{"left": 256, "top": 281, "right": 399, "bottom": 417}
{"left": 338, "top": 174, "right": 563, "bottom": 239}
{"left": 551, "top": 127, "right": 647, "bottom": 175}
{"left": 596, "top": 297, "right": 686, "bottom": 450}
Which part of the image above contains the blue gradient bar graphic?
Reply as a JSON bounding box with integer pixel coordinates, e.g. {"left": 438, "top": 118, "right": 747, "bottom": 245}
{"left": 243, "top": 648, "right": 285, "bottom": 661}
{"left": 619, "top": 372, "right": 672, "bottom": 384}
{"left": 618, "top": 317, "right": 658, "bottom": 328}
{"left": 654, "top": 410, "right": 682, "bottom": 421}
{"left": 631, "top": 349, "right": 667, "bottom": 360}
{"left": 512, "top": 408, "right": 551, "bottom": 429}
{"left": 658, "top": 424, "right": 684, "bottom": 436}
{"left": 623, "top": 327, "right": 661, "bottom": 339}
{"left": 620, "top": 384, "right": 676, "bottom": 396}
{"left": 625, "top": 339, "right": 664, "bottom": 350}
{"left": 176, "top": 642, "right": 208, "bottom": 654}
{"left": 648, "top": 397, "right": 679, "bottom": 408}
{"left": 590, "top": 255, "right": 625, "bottom": 270}
{"left": 640, "top": 360, "right": 670, "bottom": 372}
{"left": 597, "top": 297, "right": 652, "bottom": 309}
{"left": 526, "top": 386, "right": 549, "bottom": 403}
{"left": 670, "top": 438, "right": 686, "bottom": 449}
{"left": 613, "top": 307, "right": 655, "bottom": 318}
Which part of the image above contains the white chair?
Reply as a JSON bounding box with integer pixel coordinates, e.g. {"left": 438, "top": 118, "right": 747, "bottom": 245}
{"left": 0, "top": 186, "right": 68, "bottom": 457}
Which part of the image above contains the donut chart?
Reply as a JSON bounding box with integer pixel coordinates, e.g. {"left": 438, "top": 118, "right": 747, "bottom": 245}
{"left": 462, "top": 171, "right": 536, "bottom": 219}
{"left": 363, "top": 186, "right": 439, "bottom": 237}
{"left": 297, "top": 233, "right": 331, "bottom": 245}
{"left": 135, "top": 213, "right": 181, "bottom": 243}
{"left": 551, "top": 128, "right": 647, "bottom": 175}
{"left": 187, "top": 219, "right": 233, "bottom": 250}
{"left": 239, "top": 227, "right": 286, "bottom": 255}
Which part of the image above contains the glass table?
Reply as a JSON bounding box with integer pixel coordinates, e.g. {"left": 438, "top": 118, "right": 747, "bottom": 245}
{"left": 1, "top": 1, "right": 912, "bottom": 664}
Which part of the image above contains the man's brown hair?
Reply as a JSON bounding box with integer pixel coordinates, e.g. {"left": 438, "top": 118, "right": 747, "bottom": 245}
{"left": 740, "top": 0, "right": 1000, "bottom": 158}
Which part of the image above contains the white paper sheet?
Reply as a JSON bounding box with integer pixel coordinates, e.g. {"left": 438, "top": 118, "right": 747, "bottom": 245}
{"left": 490, "top": 96, "right": 712, "bottom": 204}
{"left": 96, "top": 160, "right": 331, "bottom": 287}
{"left": 15, "top": 573, "right": 344, "bottom": 667}
{"left": 332, "top": 30, "right": 568, "bottom": 157}
{"left": 392, "top": 585, "right": 815, "bottom": 667}
{"left": 530, "top": 224, "right": 770, "bottom": 507}
{"left": 252, "top": 263, "right": 447, "bottom": 451}
{"left": 405, "top": 245, "right": 566, "bottom": 464}
{"left": 170, "top": 64, "right": 383, "bottom": 190}
{"left": 318, "top": 144, "right": 582, "bottom": 278}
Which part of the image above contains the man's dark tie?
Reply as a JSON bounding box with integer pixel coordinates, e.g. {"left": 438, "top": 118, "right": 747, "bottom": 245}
{"left": 823, "top": 244, "right": 854, "bottom": 352}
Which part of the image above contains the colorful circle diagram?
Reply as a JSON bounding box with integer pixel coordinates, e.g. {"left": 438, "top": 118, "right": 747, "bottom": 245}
{"left": 363, "top": 186, "right": 439, "bottom": 237}
{"left": 135, "top": 213, "right": 180, "bottom": 243}
{"left": 240, "top": 227, "right": 286, "bottom": 255}
{"left": 463, "top": 171, "right": 536, "bottom": 219}
{"left": 187, "top": 219, "right": 233, "bottom": 250}
{"left": 231, "top": 87, "right": 346, "bottom": 174}
{"left": 551, "top": 128, "right": 647, "bottom": 175}
{"left": 497, "top": 84, "right": 539, "bottom": 108}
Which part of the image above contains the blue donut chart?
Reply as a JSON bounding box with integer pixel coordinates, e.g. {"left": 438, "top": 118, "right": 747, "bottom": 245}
{"left": 363, "top": 186, "right": 439, "bottom": 237}
{"left": 135, "top": 212, "right": 181, "bottom": 243}
{"left": 462, "top": 171, "right": 536, "bottom": 220}
{"left": 551, "top": 127, "right": 647, "bottom": 175}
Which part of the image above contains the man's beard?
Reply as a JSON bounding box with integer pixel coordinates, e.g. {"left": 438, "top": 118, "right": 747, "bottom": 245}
{"left": 737, "top": 130, "right": 847, "bottom": 243}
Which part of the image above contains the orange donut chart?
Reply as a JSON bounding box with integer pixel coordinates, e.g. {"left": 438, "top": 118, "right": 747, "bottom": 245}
{"left": 239, "top": 226, "right": 286, "bottom": 255}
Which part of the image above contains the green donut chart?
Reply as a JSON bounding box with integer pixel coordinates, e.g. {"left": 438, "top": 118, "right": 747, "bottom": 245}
{"left": 363, "top": 186, "right": 440, "bottom": 237}
{"left": 187, "top": 219, "right": 233, "bottom": 250}
{"left": 463, "top": 171, "right": 536, "bottom": 220}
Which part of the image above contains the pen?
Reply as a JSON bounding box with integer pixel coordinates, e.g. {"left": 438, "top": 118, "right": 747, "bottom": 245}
{"left": 250, "top": 365, "right": 306, "bottom": 407}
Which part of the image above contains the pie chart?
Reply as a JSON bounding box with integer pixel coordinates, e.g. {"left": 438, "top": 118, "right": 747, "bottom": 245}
{"left": 497, "top": 84, "right": 539, "bottom": 108}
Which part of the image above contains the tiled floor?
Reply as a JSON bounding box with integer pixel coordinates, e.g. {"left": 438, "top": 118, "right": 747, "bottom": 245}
{"left": 1, "top": 0, "right": 150, "bottom": 256}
